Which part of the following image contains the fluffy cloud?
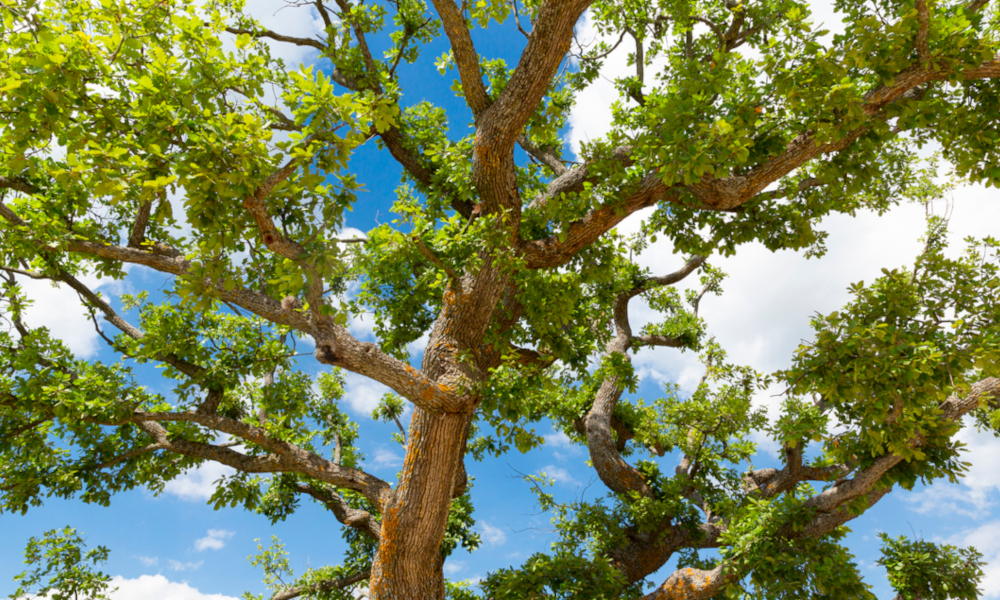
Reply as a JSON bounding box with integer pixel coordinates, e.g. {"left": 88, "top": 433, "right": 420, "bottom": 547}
{"left": 194, "top": 529, "right": 235, "bottom": 552}
{"left": 109, "top": 575, "right": 238, "bottom": 600}
{"left": 480, "top": 522, "right": 508, "bottom": 546}
{"left": 541, "top": 465, "right": 581, "bottom": 488}
{"left": 162, "top": 462, "right": 235, "bottom": 502}
{"left": 543, "top": 431, "right": 575, "bottom": 449}
{"left": 14, "top": 273, "right": 125, "bottom": 359}
{"left": 906, "top": 421, "right": 1000, "bottom": 519}
{"left": 543, "top": 430, "right": 583, "bottom": 461}
{"left": 136, "top": 556, "right": 159, "bottom": 567}
{"left": 342, "top": 371, "right": 392, "bottom": 416}
{"left": 371, "top": 446, "right": 404, "bottom": 470}
{"left": 166, "top": 560, "right": 203, "bottom": 572}
{"left": 948, "top": 521, "right": 1000, "bottom": 599}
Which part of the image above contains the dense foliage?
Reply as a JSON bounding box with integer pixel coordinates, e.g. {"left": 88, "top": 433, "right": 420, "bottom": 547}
{"left": 2, "top": 0, "right": 1000, "bottom": 598}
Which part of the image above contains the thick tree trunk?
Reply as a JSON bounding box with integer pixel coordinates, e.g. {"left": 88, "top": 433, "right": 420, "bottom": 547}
{"left": 367, "top": 407, "right": 472, "bottom": 600}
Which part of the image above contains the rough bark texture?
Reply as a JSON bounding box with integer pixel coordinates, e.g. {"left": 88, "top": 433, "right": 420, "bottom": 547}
{"left": 369, "top": 410, "right": 472, "bottom": 599}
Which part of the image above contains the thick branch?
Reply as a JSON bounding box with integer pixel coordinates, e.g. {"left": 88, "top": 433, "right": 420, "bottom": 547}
{"left": 915, "top": 0, "right": 931, "bottom": 63}
{"left": 517, "top": 134, "right": 568, "bottom": 175}
{"left": 270, "top": 571, "right": 370, "bottom": 600}
{"left": 641, "top": 563, "right": 727, "bottom": 600}
{"left": 479, "top": 0, "right": 591, "bottom": 148}
{"left": 519, "top": 55, "right": 1000, "bottom": 269}
{"left": 129, "top": 412, "right": 393, "bottom": 508}
{"left": 584, "top": 257, "right": 705, "bottom": 497}
{"left": 469, "top": 0, "right": 591, "bottom": 219}
{"left": 127, "top": 200, "right": 153, "bottom": 248}
{"left": 295, "top": 482, "right": 381, "bottom": 539}
{"left": 429, "top": 0, "right": 491, "bottom": 116}
{"left": 0, "top": 175, "right": 36, "bottom": 194}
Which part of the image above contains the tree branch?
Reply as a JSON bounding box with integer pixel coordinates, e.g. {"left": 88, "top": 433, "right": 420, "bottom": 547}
{"left": 127, "top": 200, "right": 153, "bottom": 248}
{"left": 584, "top": 256, "right": 706, "bottom": 498}
{"left": 518, "top": 54, "right": 1000, "bottom": 269}
{"left": 915, "top": 0, "right": 931, "bottom": 63}
{"left": 429, "top": 0, "right": 491, "bottom": 116}
{"left": 270, "top": 570, "right": 370, "bottom": 600}
{"left": 517, "top": 134, "right": 568, "bottom": 175}
{"left": 126, "top": 413, "right": 394, "bottom": 508}
{"left": 225, "top": 25, "right": 325, "bottom": 50}
{"left": 294, "top": 482, "right": 381, "bottom": 539}
{"left": 412, "top": 235, "right": 461, "bottom": 282}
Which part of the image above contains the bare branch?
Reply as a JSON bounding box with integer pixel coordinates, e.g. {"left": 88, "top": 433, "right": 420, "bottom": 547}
{"left": 641, "top": 255, "right": 707, "bottom": 292}
{"left": 517, "top": 134, "right": 568, "bottom": 175}
{"left": 0, "top": 175, "right": 37, "bottom": 194}
{"left": 0, "top": 265, "right": 46, "bottom": 279}
{"left": 225, "top": 25, "right": 325, "bottom": 50}
{"left": 412, "top": 235, "right": 461, "bottom": 282}
{"left": 632, "top": 334, "right": 689, "bottom": 348}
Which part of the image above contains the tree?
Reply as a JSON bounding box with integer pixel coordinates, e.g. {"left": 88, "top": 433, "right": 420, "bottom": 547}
{"left": 1, "top": 0, "right": 999, "bottom": 597}
{"left": 10, "top": 527, "right": 115, "bottom": 600}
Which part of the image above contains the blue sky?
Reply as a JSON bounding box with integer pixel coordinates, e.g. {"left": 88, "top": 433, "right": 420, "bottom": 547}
{"left": 3, "top": 2, "right": 1000, "bottom": 599}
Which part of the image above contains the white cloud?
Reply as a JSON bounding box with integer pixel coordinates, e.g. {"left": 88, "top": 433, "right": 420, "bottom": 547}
{"left": 541, "top": 465, "right": 580, "bottom": 488}
{"left": 371, "top": 446, "right": 403, "bottom": 469}
{"left": 342, "top": 371, "right": 393, "bottom": 416}
{"left": 480, "top": 522, "right": 507, "bottom": 546}
{"left": 136, "top": 555, "right": 159, "bottom": 567}
{"left": 109, "top": 575, "right": 238, "bottom": 600}
{"left": 162, "top": 462, "right": 235, "bottom": 502}
{"left": 948, "top": 521, "right": 1000, "bottom": 599}
{"left": 239, "top": 0, "right": 326, "bottom": 68}
{"left": 166, "top": 560, "right": 203, "bottom": 572}
{"left": 15, "top": 272, "right": 125, "bottom": 358}
{"left": 543, "top": 431, "right": 575, "bottom": 449}
{"left": 443, "top": 561, "right": 465, "bottom": 576}
{"left": 544, "top": 430, "right": 583, "bottom": 461}
{"left": 608, "top": 187, "right": 1000, "bottom": 422}
{"left": 406, "top": 332, "right": 431, "bottom": 357}
{"left": 194, "top": 529, "right": 235, "bottom": 552}
{"left": 347, "top": 312, "right": 378, "bottom": 342}
{"left": 905, "top": 420, "right": 1000, "bottom": 519}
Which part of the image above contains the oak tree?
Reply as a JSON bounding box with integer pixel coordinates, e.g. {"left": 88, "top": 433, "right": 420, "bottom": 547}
{"left": 2, "top": 0, "right": 1000, "bottom": 598}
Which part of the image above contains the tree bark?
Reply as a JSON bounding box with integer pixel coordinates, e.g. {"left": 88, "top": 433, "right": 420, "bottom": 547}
{"left": 368, "top": 407, "right": 473, "bottom": 599}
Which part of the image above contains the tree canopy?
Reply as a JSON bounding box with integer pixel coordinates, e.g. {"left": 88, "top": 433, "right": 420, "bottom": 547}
{"left": 2, "top": 0, "right": 1000, "bottom": 598}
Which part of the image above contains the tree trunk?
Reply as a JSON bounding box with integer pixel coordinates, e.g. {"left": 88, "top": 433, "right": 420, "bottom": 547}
{"left": 367, "top": 407, "right": 471, "bottom": 600}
